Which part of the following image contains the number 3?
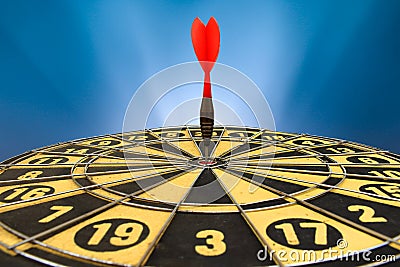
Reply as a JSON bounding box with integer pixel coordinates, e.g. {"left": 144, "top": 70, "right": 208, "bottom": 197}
{"left": 195, "top": 229, "right": 226, "bottom": 256}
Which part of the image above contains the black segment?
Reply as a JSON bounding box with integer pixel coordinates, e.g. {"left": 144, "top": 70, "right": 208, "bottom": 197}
{"left": 0, "top": 250, "right": 47, "bottom": 267}
{"left": 242, "top": 198, "right": 289, "bottom": 210}
{"left": 184, "top": 169, "right": 232, "bottom": 204}
{"left": 310, "top": 192, "right": 400, "bottom": 237}
{"left": 23, "top": 248, "right": 92, "bottom": 267}
{"left": 108, "top": 169, "right": 187, "bottom": 195}
{"left": 246, "top": 150, "right": 307, "bottom": 161}
{"left": 0, "top": 194, "right": 108, "bottom": 239}
{"left": 146, "top": 212, "right": 273, "bottom": 267}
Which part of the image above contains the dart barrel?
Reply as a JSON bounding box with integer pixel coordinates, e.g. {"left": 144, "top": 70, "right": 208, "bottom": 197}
{"left": 200, "top": 97, "right": 214, "bottom": 139}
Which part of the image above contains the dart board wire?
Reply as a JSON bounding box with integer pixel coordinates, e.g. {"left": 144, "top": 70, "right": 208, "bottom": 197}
{"left": 0, "top": 125, "right": 400, "bottom": 266}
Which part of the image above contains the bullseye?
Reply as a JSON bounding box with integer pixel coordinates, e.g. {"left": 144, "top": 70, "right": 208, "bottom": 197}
{"left": 187, "top": 157, "right": 226, "bottom": 168}
{"left": 198, "top": 160, "right": 217, "bottom": 166}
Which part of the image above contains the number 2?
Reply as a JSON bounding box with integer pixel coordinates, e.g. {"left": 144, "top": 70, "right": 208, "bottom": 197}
{"left": 347, "top": 205, "right": 387, "bottom": 223}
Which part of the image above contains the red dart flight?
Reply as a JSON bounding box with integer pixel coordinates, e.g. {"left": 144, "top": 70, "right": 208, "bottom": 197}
{"left": 191, "top": 17, "right": 220, "bottom": 141}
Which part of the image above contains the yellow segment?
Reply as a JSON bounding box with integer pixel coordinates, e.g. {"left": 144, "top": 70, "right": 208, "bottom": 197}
{"left": 178, "top": 204, "right": 239, "bottom": 213}
{"left": 246, "top": 204, "right": 384, "bottom": 264}
{"left": 268, "top": 155, "right": 323, "bottom": 164}
{"left": 87, "top": 167, "right": 178, "bottom": 187}
{"left": 169, "top": 140, "right": 201, "bottom": 157}
{"left": 214, "top": 140, "right": 244, "bottom": 157}
{"left": 213, "top": 169, "right": 281, "bottom": 204}
{"left": 42, "top": 205, "right": 171, "bottom": 266}
{"left": 138, "top": 170, "right": 201, "bottom": 202}
{"left": 124, "top": 145, "right": 185, "bottom": 160}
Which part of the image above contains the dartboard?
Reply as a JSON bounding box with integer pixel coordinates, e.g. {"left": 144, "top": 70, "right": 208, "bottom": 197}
{"left": 0, "top": 125, "right": 399, "bottom": 266}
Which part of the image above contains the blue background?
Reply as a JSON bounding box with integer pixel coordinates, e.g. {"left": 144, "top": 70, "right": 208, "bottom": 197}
{"left": 1, "top": 0, "right": 399, "bottom": 161}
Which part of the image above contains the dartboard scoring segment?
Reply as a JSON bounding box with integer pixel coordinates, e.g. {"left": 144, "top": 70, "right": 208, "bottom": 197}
{"left": 0, "top": 126, "right": 400, "bottom": 266}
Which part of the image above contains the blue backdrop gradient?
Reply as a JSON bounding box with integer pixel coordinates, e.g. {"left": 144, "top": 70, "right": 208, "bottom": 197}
{"left": 1, "top": 0, "right": 399, "bottom": 161}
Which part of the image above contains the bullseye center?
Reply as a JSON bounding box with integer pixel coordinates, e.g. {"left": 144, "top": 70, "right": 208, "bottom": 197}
{"left": 188, "top": 157, "right": 226, "bottom": 168}
{"left": 198, "top": 160, "right": 217, "bottom": 166}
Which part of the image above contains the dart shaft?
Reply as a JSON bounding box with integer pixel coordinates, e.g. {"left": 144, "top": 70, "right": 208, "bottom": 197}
{"left": 200, "top": 97, "right": 214, "bottom": 139}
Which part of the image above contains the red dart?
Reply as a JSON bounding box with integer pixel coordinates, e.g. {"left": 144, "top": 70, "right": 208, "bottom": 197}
{"left": 191, "top": 16, "right": 220, "bottom": 148}
{"left": 191, "top": 17, "right": 220, "bottom": 98}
